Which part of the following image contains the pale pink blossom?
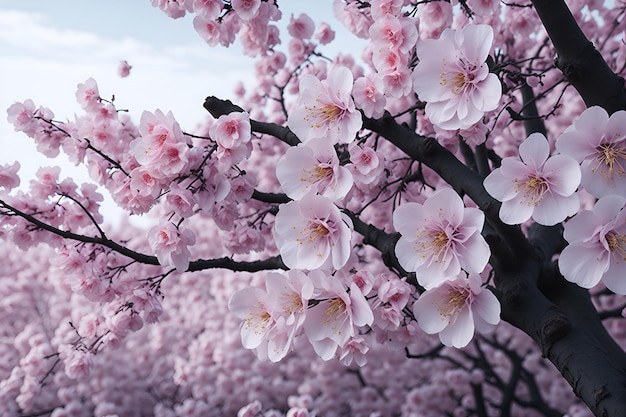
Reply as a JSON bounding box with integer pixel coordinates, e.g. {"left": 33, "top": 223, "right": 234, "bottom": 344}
{"left": 165, "top": 186, "right": 196, "bottom": 218}
{"left": 377, "top": 277, "right": 412, "bottom": 311}
{"left": 0, "top": 162, "right": 20, "bottom": 191}
{"left": 238, "top": 400, "right": 262, "bottom": 417}
{"left": 7, "top": 99, "right": 39, "bottom": 136}
{"left": 314, "top": 22, "right": 336, "bottom": 45}
{"left": 353, "top": 74, "right": 387, "bottom": 119}
{"left": 117, "top": 60, "right": 132, "bottom": 78}
{"left": 210, "top": 111, "right": 252, "bottom": 166}
{"left": 380, "top": 65, "right": 413, "bottom": 98}
{"left": 58, "top": 345, "right": 93, "bottom": 379}
{"left": 466, "top": 0, "right": 501, "bottom": 16}
{"left": 304, "top": 276, "right": 373, "bottom": 360}
{"left": 210, "top": 112, "right": 251, "bottom": 147}
{"left": 223, "top": 225, "right": 265, "bottom": 254}
{"left": 273, "top": 194, "right": 353, "bottom": 270}
{"left": 559, "top": 195, "right": 626, "bottom": 294}
{"left": 348, "top": 143, "right": 385, "bottom": 184}
{"left": 231, "top": 0, "right": 261, "bottom": 20}
{"left": 157, "top": 141, "right": 191, "bottom": 176}
{"left": 147, "top": 222, "right": 196, "bottom": 272}
{"left": 193, "top": 0, "right": 224, "bottom": 19}
{"left": 369, "top": 0, "right": 404, "bottom": 19}
{"left": 193, "top": 15, "right": 228, "bottom": 47}
{"left": 555, "top": 106, "right": 626, "bottom": 198}
{"left": 338, "top": 336, "right": 370, "bottom": 366}
{"left": 75, "top": 78, "right": 101, "bottom": 112}
{"left": 350, "top": 270, "right": 374, "bottom": 296}
{"left": 393, "top": 188, "right": 490, "bottom": 289}
{"left": 131, "top": 109, "right": 187, "bottom": 166}
{"left": 129, "top": 166, "right": 165, "bottom": 198}
{"left": 276, "top": 137, "right": 353, "bottom": 201}
{"left": 332, "top": 0, "right": 374, "bottom": 39}
{"left": 416, "top": 1, "right": 452, "bottom": 39}
{"left": 368, "top": 15, "right": 418, "bottom": 54}
{"left": 229, "top": 270, "right": 313, "bottom": 362}
{"left": 151, "top": 0, "right": 192, "bottom": 18}
{"left": 412, "top": 24, "right": 502, "bottom": 130}
{"left": 288, "top": 13, "right": 315, "bottom": 40}
{"left": 484, "top": 132, "right": 581, "bottom": 226}
{"left": 413, "top": 273, "right": 501, "bottom": 348}
{"left": 288, "top": 66, "right": 362, "bottom": 144}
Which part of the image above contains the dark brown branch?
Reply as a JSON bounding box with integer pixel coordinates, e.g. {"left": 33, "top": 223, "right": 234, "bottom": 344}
{"left": 531, "top": 0, "right": 626, "bottom": 113}
{"left": 0, "top": 199, "right": 286, "bottom": 273}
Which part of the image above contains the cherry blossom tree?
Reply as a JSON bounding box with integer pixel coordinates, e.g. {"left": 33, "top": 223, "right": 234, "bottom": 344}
{"left": 2, "top": 0, "right": 626, "bottom": 416}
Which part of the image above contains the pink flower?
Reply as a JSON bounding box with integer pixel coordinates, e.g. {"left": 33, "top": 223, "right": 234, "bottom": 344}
{"left": 151, "top": 0, "right": 191, "bottom": 18}
{"left": 559, "top": 195, "right": 626, "bottom": 294}
{"left": 338, "top": 336, "right": 370, "bottom": 366}
{"left": 304, "top": 276, "right": 373, "bottom": 360}
{"left": 210, "top": 111, "right": 252, "bottom": 166}
{"left": 273, "top": 194, "right": 353, "bottom": 270}
{"left": 484, "top": 132, "right": 581, "bottom": 226}
{"left": 117, "top": 60, "right": 132, "bottom": 77}
{"left": 7, "top": 99, "right": 38, "bottom": 136}
{"left": 147, "top": 222, "right": 196, "bottom": 272}
{"left": 555, "top": 106, "right": 626, "bottom": 198}
{"left": 467, "top": 0, "right": 501, "bottom": 16}
{"left": 276, "top": 137, "right": 353, "bottom": 201}
{"left": 58, "top": 345, "right": 93, "bottom": 379}
{"left": 332, "top": 0, "right": 374, "bottom": 39}
{"left": 287, "top": 13, "right": 315, "bottom": 40}
{"left": 193, "top": 0, "right": 224, "bottom": 19}
{"left": 288, "top": 66, "right": 362, "bottom": 144}
{"left": 75, "top": 78, "right": 101, "bottom": 112}
{"left": 131, "top": 109, "right": 187, "bottom": 166}
{"left": 348, "top": 143, "right": 385, "bottom": 184}
{"left": 314, "top": 22, "right": 335, "bottom": 45}
{"left": 193, "top": 15, "right": 226, "bottom": 47}
{"left": 368, "top": 15, "right": 417, "bottom": 54}
{"left": 412, "top": 24, "right": 501, "bottom": 130}
{"left": 412, "top": 273, "right": 501, "bottom": 348}
{"left": 231, "top": 0, "right": 261, "bottom": 21}
{"left": 0, "top": 162, "right": 20, "bottom": 191}
{"left": 229, "top": 270, "right": 313, "bottom": 362}
{"left": 353, "top": 74, "right": 387, "bottom": 119}
{"left": 393, "top": 188, "right": 490, "bottom": 289}
{"left": 369, "top": 0, "right": 404, "bottom": 19}
{"left": 166, "top": 186, "right": 196, "bottom": 218}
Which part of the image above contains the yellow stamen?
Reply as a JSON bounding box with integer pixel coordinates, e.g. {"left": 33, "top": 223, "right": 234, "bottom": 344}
{"left": 243, "top": 302, "right": 271, "bottom": 335}
{"left": 514, "top": 176, "right": 548, "bottom": 206}
{"left": 416, "top": 228, "right": 450, "bottom": 262}
{"left": 436, "top": 288, "right": 469, "bottom": 321}
{"left": 592, "top": 143, "right": 626, "bottom": 181}
{"left": 607, "top": 231, "right": 626, "bottom": 263}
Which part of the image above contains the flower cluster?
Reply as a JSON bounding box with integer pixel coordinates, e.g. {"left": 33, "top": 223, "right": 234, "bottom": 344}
{"left": 229, "top": 269, "right": 373, "bottom": 363}
{"left": 393, "top": 188, "right": 499, "bottom": 347}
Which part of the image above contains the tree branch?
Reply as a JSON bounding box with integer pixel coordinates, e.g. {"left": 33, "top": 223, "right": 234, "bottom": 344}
{"left": 0, "top": 199, "right": 286, "bottom": 274}
{"left": 531, "top": 0, "right": 626, "bottom": 113}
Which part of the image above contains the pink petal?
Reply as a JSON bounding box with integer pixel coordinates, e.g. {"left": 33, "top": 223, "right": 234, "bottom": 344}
{"left": 439, "top": 307, "right": 474, "bottom": 348}
{"left": 533, "top": 193, "right": 579, "bottom": 226}
{"left": 559, "top": 241, "right": 608, "bottom": 288}
{"left": 518, "top": 133, "right": 549, "bottom": 168}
